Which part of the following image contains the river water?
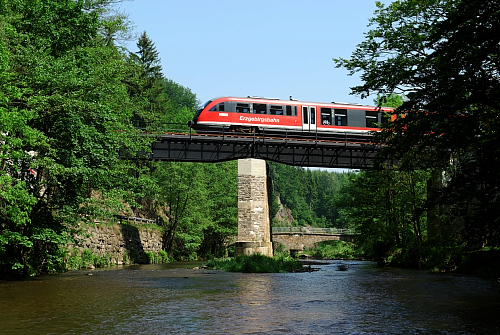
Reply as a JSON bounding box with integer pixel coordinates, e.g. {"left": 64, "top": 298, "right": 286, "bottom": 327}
{"left": 1, "top": 260, "right": 500, "bottom": 335}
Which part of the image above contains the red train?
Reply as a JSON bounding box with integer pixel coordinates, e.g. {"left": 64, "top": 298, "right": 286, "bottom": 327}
{"left": 189, "top": 96, "right": 394, "bottom": 135}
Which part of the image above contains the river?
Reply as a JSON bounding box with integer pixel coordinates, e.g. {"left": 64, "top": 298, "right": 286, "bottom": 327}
{"left": 1, "top": 260, "right": 499, "bottom": 334}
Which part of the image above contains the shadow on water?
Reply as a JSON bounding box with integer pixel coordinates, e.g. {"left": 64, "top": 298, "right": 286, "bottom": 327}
{"left": 119, "top": 223, "right": 148, "bottom": 263}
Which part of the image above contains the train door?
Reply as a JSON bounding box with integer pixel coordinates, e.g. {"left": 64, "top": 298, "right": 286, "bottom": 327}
{"left": 302, "top": 106, "right": 317, "bottom": 132}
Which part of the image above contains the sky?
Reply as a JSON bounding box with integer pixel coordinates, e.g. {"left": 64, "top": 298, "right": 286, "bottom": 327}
{"left": 115, "top": 0, "right": 384, "bottom": 107}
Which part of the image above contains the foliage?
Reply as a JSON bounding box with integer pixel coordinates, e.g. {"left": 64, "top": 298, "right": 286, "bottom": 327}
{"left": 206, "top": 254, "right": 304, "bottom": 273}
{"left": 65, "top": 249, "right": 115, "bottom": 270}
{"left": 123, "top": 29, "right": 222, "bottom": 261}
{"left": 306, "top": 240, "right": 361, "bottom": 260}
{"left": 0, "top": 0, "right": 202, "bottom": 277}
{"left": 65, "top": 249, "right": 170, "bottom": 270}
{"left": 334, "top": 170, "right": 430, "bottom": 267}
{"left": 334, "top": 0, "right": 500, "bottom": 271}
{"left": 335, "top": 0, "right": 499, "bottom": 169}
{"left": 269, "top": 163, "right": 352, "bottom": 227}
{"left": 155, "top": 161, "right": 238, "bottom": 260}
{"left": 146, "top": 250, "right": 170, "bottom": 264}
{"left": 0, "top": 0, "right": 134, "bottom": 277}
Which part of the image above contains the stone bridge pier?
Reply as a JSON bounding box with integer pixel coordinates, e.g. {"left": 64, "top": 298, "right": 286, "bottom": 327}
{"left": 235, "top": 158, "right": 273, "bottom": 257}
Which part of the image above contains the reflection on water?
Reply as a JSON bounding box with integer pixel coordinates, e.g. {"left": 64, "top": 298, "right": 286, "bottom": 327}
{"left": 1, "top": 261, "right": 500, "bottom": 334}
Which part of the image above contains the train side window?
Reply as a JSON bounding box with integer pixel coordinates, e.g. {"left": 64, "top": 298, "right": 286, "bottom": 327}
{"left": 310, "top": 107, "right": 316, "bottom": 124}
{"left": 270, "top": 105, "right": 284, "bottom": 115}
{"left": 303, "top": 107, "right": 308, "bottom": 124}
{"left": 321, "top": 108, "right": 332, "bottom": 125}
{"left": 334, "top": 109, "right": 347, "bottom": 126}
{"left": 253, "top": 103, "right": 267, "bottom": 114}
{"left": 365, "top": 111, "right": 378, "bottom": 127}
{"left": 286, "top": 106, "right": 298, "bottom": 116}
{"left": 236, "top": 103, "right": 250, "bottom": 113}
{"left": 209, "top": 102, "right": 224, "bottom": 112}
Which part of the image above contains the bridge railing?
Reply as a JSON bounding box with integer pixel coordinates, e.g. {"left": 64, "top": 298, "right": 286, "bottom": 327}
{"left": 115, "top": 215, "right": 161, "bottom": 225}
{"left": 271, "top": 226, "right": 356, "bottom": 235}
{"left": 148, "top": 121, "right": 376, "bottom": 144}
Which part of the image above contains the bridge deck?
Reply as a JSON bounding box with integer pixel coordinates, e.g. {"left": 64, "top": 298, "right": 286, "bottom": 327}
{"left": 151, "top": 131, "right": 381, "bottom": 168}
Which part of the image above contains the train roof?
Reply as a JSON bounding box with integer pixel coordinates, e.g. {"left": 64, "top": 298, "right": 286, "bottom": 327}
{"left": 205, "top": 96, "right": 394, "bottom": 111}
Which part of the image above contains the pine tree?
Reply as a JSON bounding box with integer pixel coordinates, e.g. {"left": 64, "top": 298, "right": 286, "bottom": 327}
{"left": 136, "top": 32, "right": 163, "bottom": 81}
{"left": 128, "top": 31, "right": 168, "bottom": 130}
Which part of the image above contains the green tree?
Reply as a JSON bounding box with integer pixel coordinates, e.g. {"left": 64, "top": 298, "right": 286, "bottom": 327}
{"left": 135, "top": 31, "right": 163, "bottom": 80}
{"left": 197, "top": 162, "right": 238, "bottom": 258}
{"left": 0, "top": 0, "right": 150, "bottom": 277}
{"left": 268, "top": 163, "right": 352, "bottom": 227}
{"left": 163, "top": 79, "right": 197, "bottom": 127}
{"left": 127, "top": 31, "right": 168, "bottom": 130}
{"left": 335, "top": 0, "right": 499, "bottom": 169}
{"left": 335, "top": 0, "right": 500, "bottom": 267}
{"left": 0, "top": 19, "right": 55, "bottom": 275}
{"left": 335, "top": 170, "right": 429, "bottom": 267}
{"left": 153, "top": 161, "right": 237, "bottom": 260}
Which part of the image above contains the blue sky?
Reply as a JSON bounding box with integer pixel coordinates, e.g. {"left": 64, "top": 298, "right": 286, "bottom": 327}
{"left": 115, "top": 0, "right": 383, "bottom": 106}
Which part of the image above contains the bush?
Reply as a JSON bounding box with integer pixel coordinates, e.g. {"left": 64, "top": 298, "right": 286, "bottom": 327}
{"left": 146, "top": 250, "right": 170, "bottom": 264}
{"left": 207, "top": 254, "right": 303, "bottom": 273}
{"left": 307, "top": 240, "right": 361, "bottom": 259}
{"left": 65, "top": 249, "right": 114, "bottom": 270}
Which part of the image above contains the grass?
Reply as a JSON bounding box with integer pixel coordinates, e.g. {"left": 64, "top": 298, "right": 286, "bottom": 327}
{"left": 206, "top": 254, "right": 304, "bottom": 273}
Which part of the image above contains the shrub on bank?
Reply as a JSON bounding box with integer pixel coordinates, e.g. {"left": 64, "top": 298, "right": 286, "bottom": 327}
{"left": 146, "top": 250, "right": 171, "bottom": 264}
{"left": 65, "top": 249, "right": 171, "bottom": 270}
{"left": 307, "top": 240, "right": 361, "bottom": 259}
{"left": 207, "top": 254, "right": 303, "bottom": 273}
{"left": 65, "top": 249, "right": 115, "bottom": 270}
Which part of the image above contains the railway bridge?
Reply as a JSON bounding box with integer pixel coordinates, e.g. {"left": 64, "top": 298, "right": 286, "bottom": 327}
{"left": 151, "top": 130, "right": 381, "bottom": 169}
{"left": 151, "top": 130, "right": 378, "bottom": 256}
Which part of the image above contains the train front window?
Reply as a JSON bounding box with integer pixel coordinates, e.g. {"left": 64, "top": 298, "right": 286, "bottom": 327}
{"left": 202, "top": 100, "right": 212, "bottom": 109}
{"left": 365, "top": 111, "right": 378, "bottom": 127}
{"left": 236, "top": 103, "right": 250, "bottom": 113}
{"left": 334, "top": 109, "right": 347, "bottom": 126}
{"left": 321, "top": 108, "right": 332, "bottom": 125}
{"left": 253, "top": 103, "right": 267, "bottom": 114}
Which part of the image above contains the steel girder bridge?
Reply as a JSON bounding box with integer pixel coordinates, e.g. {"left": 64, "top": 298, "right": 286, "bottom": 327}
{"left": 151, "top": 130, "right": 381, "bottom": 169}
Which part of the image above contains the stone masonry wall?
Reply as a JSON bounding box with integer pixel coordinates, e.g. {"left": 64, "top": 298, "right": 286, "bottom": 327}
{"left": 236, "top": 159, "right": 273, "bottom": 257}
{"left": 72, "top": 223, "right": 163, "bottom": 264}
{"left": 237, "top": 175, "right": 270, "bottom": 243}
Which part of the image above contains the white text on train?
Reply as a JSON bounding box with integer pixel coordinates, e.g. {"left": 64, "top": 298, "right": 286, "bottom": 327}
{"left": 240, "top": 116, "right": 280, "bottom": 123}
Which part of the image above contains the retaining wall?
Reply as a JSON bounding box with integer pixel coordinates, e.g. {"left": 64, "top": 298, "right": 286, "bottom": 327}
{"left": 72, "top": 223, "right": 163, "bottom": 264}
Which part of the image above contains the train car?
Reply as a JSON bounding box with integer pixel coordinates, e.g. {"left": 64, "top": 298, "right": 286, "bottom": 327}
{"left": 189, "top": 96, "right": 394, "bottom": 135}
